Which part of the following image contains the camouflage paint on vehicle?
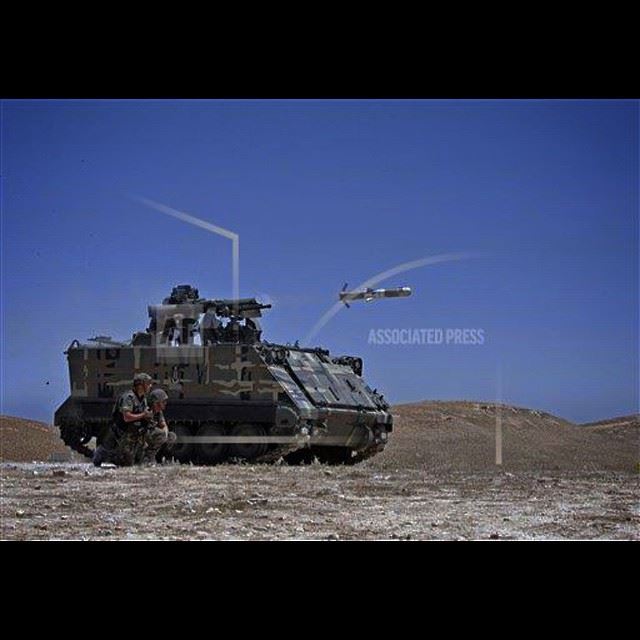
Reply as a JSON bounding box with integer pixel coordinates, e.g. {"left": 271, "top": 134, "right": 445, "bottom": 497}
{"left": 54, "top": 285, "right": 393, "bottom": 464}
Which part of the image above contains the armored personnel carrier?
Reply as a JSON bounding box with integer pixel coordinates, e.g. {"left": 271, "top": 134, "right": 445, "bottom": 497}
{"left": 54, "top": 285, "right": 393, "bottom": 465}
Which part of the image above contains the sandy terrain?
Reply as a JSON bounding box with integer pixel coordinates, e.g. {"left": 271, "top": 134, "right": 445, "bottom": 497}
{"left": 384, "top": 401, "right": 638, "bottom": 472}
{"left": 0, "top": 416, "right": 80, "bottom": 462}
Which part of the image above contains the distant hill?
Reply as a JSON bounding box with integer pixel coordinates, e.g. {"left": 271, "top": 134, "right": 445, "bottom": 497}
{"left": 1, "top": 404, "right": 637, "bottom": 471}
{"left": 369, "top": 401, "right": 638, "bottom": 472}
{"left": 0, "top": 415, "right": 80, "bottom": 462}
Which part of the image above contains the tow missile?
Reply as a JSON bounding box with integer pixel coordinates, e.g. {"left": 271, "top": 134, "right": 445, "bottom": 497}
{"left": 339, "top": 284, "right": 412, "bottom": 307}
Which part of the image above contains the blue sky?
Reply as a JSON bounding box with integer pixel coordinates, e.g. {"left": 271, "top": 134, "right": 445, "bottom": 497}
{"left": 1, "top": 99, "right": 637, "bottom": 423}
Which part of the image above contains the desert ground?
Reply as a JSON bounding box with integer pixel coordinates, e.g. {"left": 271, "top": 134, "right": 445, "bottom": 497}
{"left": 1, "top": 402, "right": 638, "bottom": 540}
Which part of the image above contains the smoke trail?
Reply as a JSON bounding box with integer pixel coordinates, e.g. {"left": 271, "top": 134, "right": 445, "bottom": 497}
{"left": 304, "top": 252, "right": 478, "bottom": 344}
{"left": 131, "top": 195, "right": 240, "bottom": 300}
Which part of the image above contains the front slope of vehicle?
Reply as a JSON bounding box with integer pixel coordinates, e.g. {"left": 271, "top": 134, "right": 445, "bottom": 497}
{"left": 258, "top": 343, "right": 393, "bottom": 464}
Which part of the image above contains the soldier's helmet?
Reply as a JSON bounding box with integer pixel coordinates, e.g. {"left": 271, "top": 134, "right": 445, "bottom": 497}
{"left": 133, "top": 372, "right": 153, "bottom": 385}
{"left": 148, "top": 388, "right": 169, "bottom": 404}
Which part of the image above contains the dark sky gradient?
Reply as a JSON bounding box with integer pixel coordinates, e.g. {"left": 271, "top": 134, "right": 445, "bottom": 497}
{"left": 1, "top": 99, "right": 637, "bottom": 423}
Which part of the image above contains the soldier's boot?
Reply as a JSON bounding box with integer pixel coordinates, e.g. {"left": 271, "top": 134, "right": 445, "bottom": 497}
{"left": 93, "top": 445, "right": 108, "bottom": 467}
{"left": 141, "top": 447, "right": 160, "bottom": 466}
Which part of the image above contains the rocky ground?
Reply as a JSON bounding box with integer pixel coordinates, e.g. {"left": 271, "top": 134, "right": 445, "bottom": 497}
{"left": 1, "top": 462, "right": 638, "bottom": 540}
{"left": 1, "top": 403, "right": 638, "bottom": 540}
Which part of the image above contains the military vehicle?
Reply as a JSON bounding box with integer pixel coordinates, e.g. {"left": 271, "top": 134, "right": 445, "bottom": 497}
{"left": 54, "top": 285, "right": 393, "bottom": 465}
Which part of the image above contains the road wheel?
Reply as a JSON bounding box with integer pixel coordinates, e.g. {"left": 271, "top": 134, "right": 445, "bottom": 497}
{"left": 171, "top": 423, "right": 195, "bottom": 463}
{"left": 229, "top": 424, "right": 268, "bottom": 461}
{"left": 196, "top": 423, "right": 228, "bottom": 465}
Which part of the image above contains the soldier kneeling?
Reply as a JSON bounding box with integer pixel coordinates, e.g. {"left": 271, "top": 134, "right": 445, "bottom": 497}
{"left": 141, "top": 388, "right": 177, "bottom": 465}
{"left": 93, "top": 372, "right": 154, "bottom": 467}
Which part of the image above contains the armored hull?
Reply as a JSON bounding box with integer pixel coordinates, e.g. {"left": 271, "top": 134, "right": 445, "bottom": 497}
{"left": 54, "top": 287, "right": 393, "bottom": 465}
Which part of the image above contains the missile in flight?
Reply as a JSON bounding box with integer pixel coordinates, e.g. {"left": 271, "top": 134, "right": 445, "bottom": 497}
{"left": 339, "top": 283, "right": 412, "bottom": 307}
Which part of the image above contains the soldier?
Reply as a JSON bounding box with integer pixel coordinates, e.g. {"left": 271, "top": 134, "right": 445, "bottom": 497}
{"left": 93, "top": 372, "right": 154, "bottom": 467}
{"left": 140, "top": 388, "right": 177, "bottom": 464}
{"left": 200, "top": 307, "right": 221, "bottom": 345}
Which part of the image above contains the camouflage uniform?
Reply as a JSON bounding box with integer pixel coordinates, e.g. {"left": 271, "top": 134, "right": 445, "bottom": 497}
{"left": 140, "top": 387, "right": 176, "bottom": 464}
{"left": 140, "top": 407, "right": 172, "bottom": 464}
{"left": 94, "top": 389, "right": 150, "bottom": 467}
